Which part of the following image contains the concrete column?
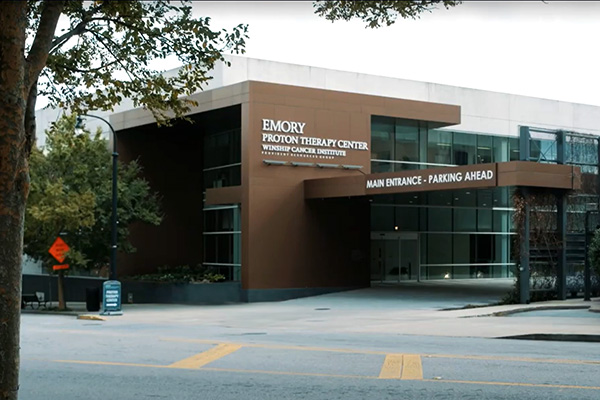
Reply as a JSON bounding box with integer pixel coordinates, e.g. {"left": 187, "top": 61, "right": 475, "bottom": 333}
{"left": 556, "top": 192, "right": 567, "bottom": 300}
{"left": 519, "top": 126, "right": 530, "bottom": 162}
{"left": 519, "top": 187, "right": 530, "bottom": 304}
{"left": 556, "top": 130, "right": 566, "bottom": 165}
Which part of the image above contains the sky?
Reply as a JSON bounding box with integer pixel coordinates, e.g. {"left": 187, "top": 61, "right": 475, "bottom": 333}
{"left": 189, "top": 1, "right": 600, "bottom": 106}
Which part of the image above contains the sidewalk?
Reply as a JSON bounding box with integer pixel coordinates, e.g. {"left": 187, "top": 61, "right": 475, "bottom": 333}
{"left": 23, "top": 292, "right": 600, "bottom": 342}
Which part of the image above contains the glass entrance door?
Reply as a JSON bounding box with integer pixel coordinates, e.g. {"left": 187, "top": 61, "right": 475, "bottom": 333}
{"left": 370, "top": 234, "right": 419, "bottom": 282}
{"left": 370, "top": 239, "right": 399, "bottom": 282}
{"left": 400, "top": 238, "right": 419, "bottom": 281}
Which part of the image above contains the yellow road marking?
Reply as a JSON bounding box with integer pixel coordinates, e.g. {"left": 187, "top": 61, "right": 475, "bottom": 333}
{"left": 423, "top": 379, "right": 600, "bottom": 391}
{"left": 161, "top": 337, "right": 600, "bottom": 366}
{"left": 162, "top": 337, "right": 386, "bottom": 355}
{"left": 401, "top": 355, "right": 423, "bottom": 380}
{"left": 47, "top": 358, "right": 600, "bottom": 390}
{"left": 168, "top": 344, "right": 242, "bottom": 369}
{"left": 54, "top": 359, "right": 171, "bottom": 369}
{"left": 378, "top": 354, "right": 403, "bottom": 379}
{"left": 425, "top": 353, "right": 600, "bottom": 366}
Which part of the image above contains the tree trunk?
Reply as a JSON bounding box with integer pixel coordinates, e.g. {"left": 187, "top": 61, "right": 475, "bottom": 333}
{"left": 0, "top": 3, "right": 28, "bottom": 400}
{"left": 1, "top": 2, "right": 64, "bottom": 398}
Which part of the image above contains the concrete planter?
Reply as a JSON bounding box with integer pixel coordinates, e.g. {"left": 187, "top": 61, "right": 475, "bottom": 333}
{"left": 22, "top": 274, "right": 242, "bottom": 305}
{"left": 120, "top": 280, "right": 242, "bottom": 305}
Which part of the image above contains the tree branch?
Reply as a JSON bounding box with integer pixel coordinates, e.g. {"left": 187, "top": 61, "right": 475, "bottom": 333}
{"left": 49, "top": 20, "right": 87, "bottom": 54}
{"left": 55, "top": 59, "right": 121, "bottom": 74}
{"left": 49, "top": 2, "right": 106, "bottom": 54}
{"left": 86, "top": 28, "right": 139, "bottom": 83}
{"left": 26, "top": 0, "right": 66, "bottom": 89}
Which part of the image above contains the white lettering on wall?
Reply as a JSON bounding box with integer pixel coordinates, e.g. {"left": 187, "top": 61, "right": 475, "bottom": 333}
{"left": 262, "top": 119, "right": 306, "bottom": 134}
{"left": 261, "top": 118, "right": 368, "bottom": 160}
{"left": 366, "top": 170, "right": 494, "bottom": 190}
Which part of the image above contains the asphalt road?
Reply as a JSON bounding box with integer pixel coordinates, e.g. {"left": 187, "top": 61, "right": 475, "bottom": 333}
{"left": 18, "top": 283, "right": 600, "bottom": 399}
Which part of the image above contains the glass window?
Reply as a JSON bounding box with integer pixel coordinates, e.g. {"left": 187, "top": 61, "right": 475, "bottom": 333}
{"left": 371, "top": 116, "right": 394, "bottom": 161}
{"left": 203, "top": 129, "right": 241, "bottom": 169}
{"left": 426, "top": 234, "right": 452, "bottom": 265}
{"left": 371, "top": 206, "right": 393, "bottom": 231}
{"left": 428, "top": 130, "right": 452, "bottom": 165}
{"left": 204, "top": 234, "right": 234, "bottom": 264}
{"left": 395, "top": 207, "right": 418, "bottom": 231}
{"left": 567, "top": 135, "right": 598, "bottom": 174}
{"left": 477, "top": 135, "right": 493, "bottom": 164}
{"left": 472, "top": 234, "right": 494, "bottom": 264}
{"left": 493, "top": 136, "right": 508, "bottom": 163}
{"left": 454, "top": 189, "right": 476, "bottom": 207}
{"left": 453, "top": 132, "right": 477, "bottom": 165}
{"left": 530, "top": 132, "right": 557, "bottom": 163}
{"left": 454, "top": 209, "right": 476, "bottom": 232}
{"left": 493, "top": 210, "right": 509, "bottom": 232}
{"left": 453, "top": 234, "right": 470, "bottom": 264}
{"left": 428, "top": 208, "right": 452, "bottom": 232}
{"left": 428, "top": 190, "right": 453, "bottom": 206}
{"left": 395, "top": 119, "right": 419, "bottom": 170}
{"left": 203, "top": 127, "right": 241, "bottom": 190}
{"left": 477, "top": 189, "right": 493, "bottom": 208}
{"left": 492, "top": 187, "right": 510, "bottom": 208}
{"left": 204, "top": 209, "right": 235, "bottom": 232}
{"left": 509, "top": 137, "right": 520, "bottom": 161}
{"left": 203, "top": 165, "right": 241, "bottom": 189}
{"left": 478, "top": 209, "right": 493, "bottom": 231}
{"left": 494, "top": 235, "right": 510, "bottom": 264}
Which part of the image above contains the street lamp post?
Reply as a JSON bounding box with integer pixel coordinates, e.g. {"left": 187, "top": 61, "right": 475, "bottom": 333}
{"left": 75, "top": 114, "right": 118, "bottom": 281}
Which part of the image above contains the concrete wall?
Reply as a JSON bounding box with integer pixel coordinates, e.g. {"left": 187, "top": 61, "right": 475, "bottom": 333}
{"left": 37, "top": 56, "right": 600, "bottom": 145}
{"left": 201, "top": 56, "right": 600, "bottom": 138}
{"left": 22, "top": 274, "right": 104, "bottom": 303}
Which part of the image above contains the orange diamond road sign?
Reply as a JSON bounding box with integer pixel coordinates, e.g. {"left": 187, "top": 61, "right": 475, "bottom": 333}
{"left": 48, "top": 237, "right": 70, "bottom": 263}
{"left": 52, "top": 264, "right": 69, "bottom": 271}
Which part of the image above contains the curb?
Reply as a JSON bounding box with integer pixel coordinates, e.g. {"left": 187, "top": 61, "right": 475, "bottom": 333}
{"left": 491, "top": 305, "right": 591, "bottom": 317}
{"left": 498, "top": 333, "right": 600, "bottom": 343}
{"left": 21, "top": 309, "right": 81, "bottom": 316}
{"left": 77, "top": 314, "right": 106, "bottom": 321}
{"left": 460, "top": 305, "right": 591, "bottom": 318}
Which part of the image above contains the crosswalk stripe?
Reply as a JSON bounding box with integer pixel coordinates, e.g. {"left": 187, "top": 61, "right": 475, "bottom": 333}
{"left": 401, "top": 354, "right": 423, "bottom": 380}
{"left": 168, "top": 344, "right": 242, "bottom": 369}
{"left": 378, "top": 354, "right": 403, "bottom": 379}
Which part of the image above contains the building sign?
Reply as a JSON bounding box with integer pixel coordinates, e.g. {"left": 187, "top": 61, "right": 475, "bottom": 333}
{"left": 365, "top": 165, "right": 496, "bottom": 194}
{"left": 261, "top": 118, "right": 368, "bottom": 160}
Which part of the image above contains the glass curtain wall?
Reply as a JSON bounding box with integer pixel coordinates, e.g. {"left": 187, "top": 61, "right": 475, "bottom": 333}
{"left": 370, "top": 116, "right": 516, "bottom": 280}
{"left": 202, "top": 117, "right": 242, "bottom": 281}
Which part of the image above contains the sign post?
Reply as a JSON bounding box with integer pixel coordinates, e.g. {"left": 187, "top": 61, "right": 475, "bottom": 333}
{"left": 101, "top": 280, "right": 122, "bottom": 316}
{"left": 48, "top": 237, "right": 70, "bottom": 310}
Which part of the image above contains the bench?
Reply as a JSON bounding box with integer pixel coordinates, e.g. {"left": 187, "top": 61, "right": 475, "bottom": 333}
{"left": 21, "top": 292, "right": 47, "bottom": 309}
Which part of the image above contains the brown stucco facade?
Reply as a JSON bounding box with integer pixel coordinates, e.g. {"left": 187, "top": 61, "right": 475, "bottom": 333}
{"left": 218, "top": 81, "right": 461, "bottom": 295}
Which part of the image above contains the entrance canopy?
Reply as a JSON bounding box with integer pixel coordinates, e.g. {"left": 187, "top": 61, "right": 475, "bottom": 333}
{"left": 304, "top": 161, "right": 581, "bottom": 199}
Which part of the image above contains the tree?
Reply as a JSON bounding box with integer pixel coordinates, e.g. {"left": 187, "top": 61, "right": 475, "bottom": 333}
{"left": 314, "top": 1, "right": 461, "bottom": 28}
{"left": 24, "top": 114, "right": 162, "bottom": 310}
{"left": 589, "top": 229, "right": 600, "bottom": 277}
{"left": 0, "top": 2, "right": 247, "bottom": 399}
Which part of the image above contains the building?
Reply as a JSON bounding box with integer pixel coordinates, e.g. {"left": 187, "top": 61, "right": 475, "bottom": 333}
{"left": 36, "top": 56, "right": 600, "bottom": 303}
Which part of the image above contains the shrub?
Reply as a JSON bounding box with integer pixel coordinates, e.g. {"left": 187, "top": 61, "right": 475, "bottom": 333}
{"left": 125, "top": 264, "right": 226, "bottom": 283}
